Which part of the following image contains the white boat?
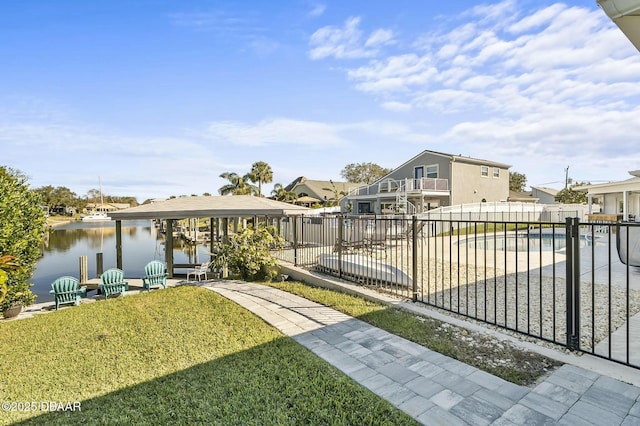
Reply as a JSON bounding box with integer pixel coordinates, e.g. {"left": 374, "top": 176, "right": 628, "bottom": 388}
{"left": 316, "top": 253, "right": 411, "bottom": 287}
{"left": 82, "top": 213, "right": 111, "bottom": 222}
{"left": 82, "top": 177, "right": 110, "bottom": 222}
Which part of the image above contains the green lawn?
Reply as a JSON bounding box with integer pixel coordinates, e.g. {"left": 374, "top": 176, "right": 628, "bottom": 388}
{"left": 0, "top": 286, "right": 416, "bottom": 425}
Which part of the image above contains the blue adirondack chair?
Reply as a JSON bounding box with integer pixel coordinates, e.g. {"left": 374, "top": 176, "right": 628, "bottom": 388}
{"left": 141, "top": 260, "right": 167, "bottom": 291}
{"left": 49, "top": 276, "right": 87, "bottom": 310}
{"left": 99, "top": 268, "right": 128, "bottom": 299}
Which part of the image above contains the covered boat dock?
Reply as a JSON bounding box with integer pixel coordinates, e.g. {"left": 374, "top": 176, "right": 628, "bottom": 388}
{"left": 108, "top": 195, "right": 309, "bottom": 278}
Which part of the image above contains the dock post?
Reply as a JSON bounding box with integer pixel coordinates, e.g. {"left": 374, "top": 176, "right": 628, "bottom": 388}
{"left": 79, "top": 256, "right": 88, "bottom": 282}
{"left": 96, "top": 253, "right": 103, "bottom": 277}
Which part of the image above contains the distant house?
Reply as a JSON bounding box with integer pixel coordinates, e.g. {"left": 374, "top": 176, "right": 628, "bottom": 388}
{"left": 52, "top": 206, "right": 77, "bottom": 216}
{"left": 85, "top": 202, "right": 130, "bottom": 214}
{"left": 340, "top": 150, "right": 511, "bottom": 214}
{"left": 530, "top": 187, "right": 559, "bottom": 204}
{"left": 507, "top": 190, "right": 539, "bottom": 203}
{"left": 285, "top": 177, "right": 361, "bottom": 207}
{"left": 574, "top": 170, "right": 640, "bottom": 221}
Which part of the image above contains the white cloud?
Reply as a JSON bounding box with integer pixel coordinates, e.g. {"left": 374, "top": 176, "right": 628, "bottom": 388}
{"left": 365, "top": 29, "right": 394, "bottom": 47}
{"left": 303, "top": 1, "right": 640, "bottom": 187}
{"left": 508, "top": 3, "right": 565, "bottom": 34}
{"left": 329, "top": 2, "right": 640, "bottom": 121}
{"left": 308, "top": 17, "right": 394, "bottom": 60}
{"left": 381, "top": 101, "right": 412, "bottom": 112}
{"left": 203, "top": 118, "right": 347, "bottom": 146}
{"left": 347, "top": 54, "right": 437, "bottom": 93}
{"left": 308, "top": 3, "right": 326, "bottom": 17}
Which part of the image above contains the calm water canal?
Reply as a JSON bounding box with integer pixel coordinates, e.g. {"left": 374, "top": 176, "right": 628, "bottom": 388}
{"left": 33, "top": 220, "right": 211, "bottom": 303}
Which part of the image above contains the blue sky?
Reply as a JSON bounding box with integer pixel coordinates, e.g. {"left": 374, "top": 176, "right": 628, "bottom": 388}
{"left": 2, "top": 0, "right": 640, "bottom": 202}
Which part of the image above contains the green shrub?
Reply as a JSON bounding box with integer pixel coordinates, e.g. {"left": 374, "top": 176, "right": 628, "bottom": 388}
{"left": 0, "top": 167, "right": 46, "bottom": 310}
{"left": 214, "top": 225, "right": 284, "bottom": 281}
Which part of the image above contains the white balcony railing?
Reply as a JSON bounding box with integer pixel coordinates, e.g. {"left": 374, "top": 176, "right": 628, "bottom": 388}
{"left": 348, "top": 178, "right": 449, "bottom": 196}
{"left": 379, "top": 178, "right": 448, "bottom": 193}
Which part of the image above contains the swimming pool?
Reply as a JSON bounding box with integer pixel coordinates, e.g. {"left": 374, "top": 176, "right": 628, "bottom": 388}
{"left": 460, "top": 232, "right": 598, "bottom": 252}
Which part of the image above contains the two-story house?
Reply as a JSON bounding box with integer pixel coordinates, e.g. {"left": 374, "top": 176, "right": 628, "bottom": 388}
{"left": 341, "top": 150, "right": 511, "bottom": 214}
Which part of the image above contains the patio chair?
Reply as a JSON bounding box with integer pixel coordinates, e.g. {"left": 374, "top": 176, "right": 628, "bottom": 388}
{"left": 333, "top": 220, "right": 369, "bottom": 253}
{"left": 49, "top": 276, "right": 87, "bottom": 310}
{"left": 141, "top": 260, "right": 167, "bottom": 291}
{"left": 99, "top": 268, "right": 128, "bottom": 299}
{"left": 187, "top": 262, "right": 210, "bottom": 282}
{"left": 365, "top": 220, "right": 390, "bottom": 256}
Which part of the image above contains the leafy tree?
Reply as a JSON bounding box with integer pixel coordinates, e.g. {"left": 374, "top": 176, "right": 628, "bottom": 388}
{"left": 86, "top": 188, "right": 103, "bottom": 203}
{"left": 213, "top": 225, "right": 283, "bottom": 281}
{"left": 249, "top": 161, "right": 273, "bottom": 197}
{"left": 340, "top": 162, "right": 391, "bottom": 184}
{"left": 0, "top": 167, "right": 46, "bottom": 310}
{"left": 271, "top": 183, "right": 298, "bottom": 202}
{"left": 555, "top": 186, "right": 588, "bottom": 204}
{"left": 509, "top": 171, "right": 527, "bottom": 192}
{"left": 108, "top": 195, "right": 139, "bottom": 207}
{"left": 218, "top": 172, "right": 258, "bottom": 196}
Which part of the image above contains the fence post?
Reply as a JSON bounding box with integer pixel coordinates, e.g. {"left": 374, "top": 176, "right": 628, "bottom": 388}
{"left": 412, "top": 215, "right": 418, "bottom": 302}
{"left": 337, "top": 216, "right": 343, "bottom": 279}
{"left": 292, "top": 215, "right": 298, "bottom": 266}
{"left": 565, "top": 217, "right": 581, "bottom": 350}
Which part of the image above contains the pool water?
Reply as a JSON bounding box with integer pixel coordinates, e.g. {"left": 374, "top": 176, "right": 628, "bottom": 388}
{"left": 461, "top": 233, "right": 597, "bottom": 252}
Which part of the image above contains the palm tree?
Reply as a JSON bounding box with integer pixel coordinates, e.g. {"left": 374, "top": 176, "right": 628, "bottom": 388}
{"left": 271, "top": 183, "right": 298, "bottom": 203}
{"left": 322, "top": 180, "right": 348, "bottom": 207}
{"left": 249, "top": 161, "right": 273, "bottom": 197}
{"left": 218, "top": 172, "right": 258, "bottom": 196}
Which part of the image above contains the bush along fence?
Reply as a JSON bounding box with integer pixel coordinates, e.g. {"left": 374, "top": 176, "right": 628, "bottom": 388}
{"left": 273, "top": 214, "right": 640, "bottom": 370}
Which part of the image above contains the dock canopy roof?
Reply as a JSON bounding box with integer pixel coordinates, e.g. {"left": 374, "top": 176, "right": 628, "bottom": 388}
{"left": 108, "top": 195, "right": 311, "bottom": 220}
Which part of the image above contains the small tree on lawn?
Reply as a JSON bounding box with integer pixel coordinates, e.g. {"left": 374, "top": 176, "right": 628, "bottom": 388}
{"left": 214, "top": 224, "right": 284, "bottom": 281}
{"left": 0, "top": 167, "right": 46, "bottom": 311}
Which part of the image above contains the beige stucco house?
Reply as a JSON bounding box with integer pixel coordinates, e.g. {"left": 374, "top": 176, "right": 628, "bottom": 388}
{"left": 85, "top": 202, "right": 131, "bottom": 214}
{"left": 340, "top": 150, "right": 511, "bottom": 214}
{"left": 285, "top": 177, "right": 361, "bottom": 207}
{"left": 575, "top": 171, "right": 640, "bottom": 221}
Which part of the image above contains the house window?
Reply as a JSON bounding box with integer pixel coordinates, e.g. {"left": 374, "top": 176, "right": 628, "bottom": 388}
{"left": 481, "top": 166, "right": 489, "bottom": 177}
{"left": 357, "top": 202, "right": 372, "bottom": 214}
{"left": 426, "top": 165, "right": 438, "bottom": 178}
{"left": 493, "top": 168, "right": 500, "bottom": 178}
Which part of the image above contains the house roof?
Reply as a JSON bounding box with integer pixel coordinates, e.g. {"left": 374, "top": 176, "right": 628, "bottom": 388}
{"left": 285, "top": 177, "right": 361, "bottom": 201}
{"left": 597, "top": 0, "right": 640, "bottom": 52}
{"left": 108, "top": 195, "right": 310, "bottom": 220}
{"left": 530, "top": 186, "right": 559, "bottom": 197}
{"left": 373, "top": 149, "right": 511, "bottom": 184}
{"left": 574, "top": 176, "right": 640, "bottom": 194}
{"left": 507, "top": 191, "right": 538, "bottom": 202}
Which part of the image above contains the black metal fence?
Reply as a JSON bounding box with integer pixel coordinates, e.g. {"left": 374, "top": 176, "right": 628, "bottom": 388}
{"left": 273, "top": 214, "right": 640, "bottom": 369}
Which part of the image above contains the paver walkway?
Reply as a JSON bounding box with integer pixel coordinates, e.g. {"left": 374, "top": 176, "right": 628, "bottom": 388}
{"left": 204, "top": 281, "right": 640, "bottom": 426}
